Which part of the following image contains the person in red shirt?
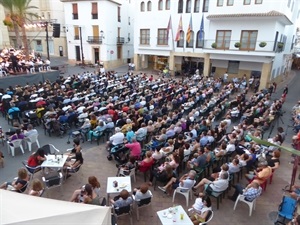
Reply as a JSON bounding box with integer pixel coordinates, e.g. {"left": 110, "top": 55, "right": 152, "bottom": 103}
{"left": 28, "top": 148, "right": 46, "bottom": 167}
{"left": 125, "top": 137, "right": 141, "bottom": 159}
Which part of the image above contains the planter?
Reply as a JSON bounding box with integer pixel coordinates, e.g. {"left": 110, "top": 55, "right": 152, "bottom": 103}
{"left": 259, "top": 42, "right": 267, "bottom": 48}
{"left": 277, "top": 43, "right": 284, "bottom": 49}
{"left": 234, "top": 42, "right": 241, "bottom": 48}
{"left": 211, "top": 43, "right": 217, "bottom": 48}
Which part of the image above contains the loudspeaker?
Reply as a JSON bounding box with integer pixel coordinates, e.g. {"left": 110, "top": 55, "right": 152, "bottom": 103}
{"left": 52, "top": 23, "right": 61, "bottom": 38}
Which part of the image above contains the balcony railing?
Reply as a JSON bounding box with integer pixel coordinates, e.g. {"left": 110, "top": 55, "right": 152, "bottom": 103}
{"left": 87, "top": 36, "right": 103, "bottom": 44}
{"left": 117, "top": 37, "right": 125, "bottom": 44}
{"left": 74, "top": 35, "right": 79, "bottom": 40}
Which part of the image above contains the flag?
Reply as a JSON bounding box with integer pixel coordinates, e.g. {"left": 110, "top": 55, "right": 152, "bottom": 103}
{"left": 166, "top": 15, "right": 172, "bottom": 41}
{"left": 175, "top": 15, "right": 182, "bottom": 42}
{"left": 199, "top": 15, "right": 204, "bottom": 41}
{"left": 186, "top": 14, "right": 193, "bottom": 43}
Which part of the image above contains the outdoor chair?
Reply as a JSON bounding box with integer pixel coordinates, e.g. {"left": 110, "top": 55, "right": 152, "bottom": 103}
{"left": 25, "top": 134, "right": 40, "bottom": 152}
{"left": 233, "top": 194, "right": 258, "bottom": 216}
{"left": 172, "top": 180, "right": 196, "bottom": 207}
{"left": 132, "top": 190, "right": 153, "bottom": 220}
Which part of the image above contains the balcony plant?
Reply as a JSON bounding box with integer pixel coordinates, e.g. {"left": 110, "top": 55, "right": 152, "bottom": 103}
{"left": 211, "top": 43, "right": 217, "bottom": 48}
{"left": 277, "top": 42, "right": 284, "bottom": 49}
{"left": 259, "top": 42, "right": 267, "bottom": 48}
{"left": 234, "top": 42, "right": 241, "bottom": 48}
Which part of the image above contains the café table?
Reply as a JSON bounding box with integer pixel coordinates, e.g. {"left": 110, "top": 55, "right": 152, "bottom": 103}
{"left": 41, "top": 154, "right": 68, "bottom": 174}
{"left": 157, "top": 205, "right": 193, "bottom": 225}
{"left": 106, "top": 176, "right": 132, "bottom": 201}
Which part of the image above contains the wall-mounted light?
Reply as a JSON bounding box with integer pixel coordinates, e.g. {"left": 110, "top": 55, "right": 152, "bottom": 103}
{"left": 100, "top": 30, "right": 105, "bottom": 39}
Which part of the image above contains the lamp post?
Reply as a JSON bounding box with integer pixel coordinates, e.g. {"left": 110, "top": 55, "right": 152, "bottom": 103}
{"left": 44, "top": 21, "right": 50, "bottom": 60}
{"left": 79, "top": 26, "right": 84, "bottom": 67}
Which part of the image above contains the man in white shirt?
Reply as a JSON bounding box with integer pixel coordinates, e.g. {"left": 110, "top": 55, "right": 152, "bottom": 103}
{"left": 193, "top": 172, "right": 229, "bottom": 193}
{"left": 223, "top": 72, "right": 228, "bottom": 83}
{"left": 106, "top": 127, "right": 124, "bottom": 150}
{"left": 24, "top": 124, "right": 38, "bottom": 137}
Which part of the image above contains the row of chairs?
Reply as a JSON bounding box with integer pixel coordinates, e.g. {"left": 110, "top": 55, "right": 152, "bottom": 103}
{"left": 7, "top": 134, "right": 40, "bottom": 157}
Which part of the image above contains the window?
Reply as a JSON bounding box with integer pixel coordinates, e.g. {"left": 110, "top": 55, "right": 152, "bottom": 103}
{"left": 157, "top": 29, "right": 168, "bottom": 45}
{"left": 288, "top": 0, "right": 291, "bottom": 7}
{"left": 227, "top": 0, "right": 234, "bottom": 6}
{"left": 177, "top": 31, "right": 184, "bottom": 47}
{"left": 147, "top": 1, "right": 152, "bottom": 11}
{"left": 203, "top": 0, "right": 209, "bottom": 12}
{"left": 141, "top": 2, "right": 145, "bottom": 11}
{"left": 216, "top": 30, "right": 231, "bottom": 49}
{"left": 72, "top": 3, "right": 78, "bottom": 20}
{"left": 92, "top": 25, "right": 99, "bottom": 37}
{"left": 128, "top": 17, "right": 131, "bottom": 25}
{"left": 140, "top": 29, "right": 150, "bottom": 45}
{"left": 118, "top": 7, "right": 121, "bottom": 22}
{"left": 35, "top": 40, "right": 42, "bottom": 51}
{"left": 194, "top": 0, "right": 200, "bottom": 12}
{"left": 255, "top": 0, "right": 262, "bottom": 3}
{"left": 74, "top": 26, "right": 79, "bottom": 40}
{"left": 178, "top": 0, "right": 183, "bottom": 13}
{"left": 227, "top": 61, "right": 240, "bottom": 74}
{"left": 244, "top": 0, "right": 251, "bottom": 5}
{"left": 186, "top": 0, "right": 191, "bottom": 13}
{"left": 166, "top": 0, "right": 170, "bottom": 10}
{"left": 91, "top": 2, "right": 98, "bottom": 19}
{"left": 240, "top": 30, "right": 258, "bottom": 50}
{"left": 186, "top": 31, "right": 194, "bottom": 48}
{"left": 158, "top": 0, "right": 163, "bottom": 10}
{"left": 291, "top": 1, "right": 294, "bottom": 11}
{"left": 217, "top": 0, "right": 224, "bottom": 6}
{"left": 196, "top": 30, "right": 204, "bottom": 48}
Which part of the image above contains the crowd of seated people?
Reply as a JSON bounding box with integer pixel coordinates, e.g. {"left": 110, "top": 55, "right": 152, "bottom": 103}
{"left": 0, "top": 66, "right": 289, "bottom": 223}
{"left": 0, "top": 48, "right": 51, "bottom": 74}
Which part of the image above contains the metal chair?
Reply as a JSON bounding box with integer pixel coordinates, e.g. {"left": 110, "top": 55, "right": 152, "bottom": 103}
{"left": 132, "top": 191, "right": 153, "bottom": 220}
{"left": 7, "top": 111, "right": 21, "bottom": 125}
{"left": 233, "top": 194, "right": 258, "bottom": 216}
{"left": 112, "top": 204, "right": 133, "bottom": 225}
{"left": 118, "top": 167, "right": 136, "bottom": 183}
{"left": 22, "top": 160, "right": 41, "bottom": 181}
{"left": 42, "top": 172, "right": 63, "bottom": 195}
{"left": 25, "top": 134, "right": 40, "bottom": 152}
{"left": 172, "top": 180, "right": 196, "bottom": 207}
{"left": 40, "top": 144, "right": 60, "bottom": 155}
{"left": 7, "top": 139, "right": 24, "bottom": 157}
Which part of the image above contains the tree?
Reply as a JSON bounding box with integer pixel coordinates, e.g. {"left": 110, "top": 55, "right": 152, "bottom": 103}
{"left": 0, "top": 0, "right": 38, "bottom": 59}
{"left": 0, "top": 0, "right": 22, "bottom": 48}
{"left": 12, "top": 0, "right": 38, "bottom": 60}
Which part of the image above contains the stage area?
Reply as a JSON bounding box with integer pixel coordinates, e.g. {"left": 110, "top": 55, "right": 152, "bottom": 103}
{"left": 0, "top": 70, "right": 60, "bottom": 89}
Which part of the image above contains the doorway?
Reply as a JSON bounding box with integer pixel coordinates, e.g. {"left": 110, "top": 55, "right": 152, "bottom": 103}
{"left": 75, "top": 46, "right": 81, "bottom": 61}
{"left": 94, "top": 48, "right": 99, "bottom": 64}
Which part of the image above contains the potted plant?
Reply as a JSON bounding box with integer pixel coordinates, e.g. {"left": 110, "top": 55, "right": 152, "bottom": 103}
{"left": 259, "top": 42, "right": 267, "bottom": 48}
{"left": 277, "top": 42, "right": 284, "bottom": 49}
{"left": 211, "top": 43, "right": 217, "bottom": 48}
{"left": 234, "top": 42, "right": 241, "bottom": 48}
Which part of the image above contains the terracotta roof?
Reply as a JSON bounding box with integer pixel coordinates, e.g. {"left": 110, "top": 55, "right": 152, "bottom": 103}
{"left": 207, "top": 10, "right": 287, "bottom": 19}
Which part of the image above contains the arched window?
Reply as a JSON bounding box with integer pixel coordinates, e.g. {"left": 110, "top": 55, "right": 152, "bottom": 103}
{"left": 186, "top": 0, "right": 191, "bottom": 13}
{"left": 178, "top": 0, "right": 183, "bottom": 13}
{"left": 147, "top": 1, "right": 152, "bottom": 11}
{"left": 166, "top": 0, "right": 170, "bottom": 10}
{"left": 194, "top": 0, "right": 200, "bottom": 12}
{"left": 186, "top": 31, "right": 194, "bottom": 48}
{"left": 158, "top": 0, "right": 163, "bottom": 10}
{"left": 196, "top": 30, "right": 204, "bottom": 48}
{"left": 140, "top": 2, "right": 145, "bottom": 11}
{"left": 177, "top": 31, "right": 184, "bottom": 47}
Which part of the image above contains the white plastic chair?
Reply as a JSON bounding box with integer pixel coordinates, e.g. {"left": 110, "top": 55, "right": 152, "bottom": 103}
{"left": 25, "top": 134, "right": 40, "bottom": 152}
{"left": 172, "top": 180, "right": 196, "bottom": 207}
{"left": 30, "top": 67, "right": 35, "bottom": 73}
{"left": 119, "top": 167, "right": 136, "bottom": 183}
{"left": 0, "top": 68, "right": 7, "bottom": 77}
{"left": 233, "top": 194, "right": 257, "bottom": 216}
{"left": 132, "top": 190, "right": 153, "bottom": 220}
{"left": 7, "top": 139, "right": 24, "bottom": 157}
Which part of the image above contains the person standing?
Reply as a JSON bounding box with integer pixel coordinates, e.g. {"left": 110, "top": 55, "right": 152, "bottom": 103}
{"left": 223, "top": 71, "right": 228, "bottom": 84}
{"left": 283, "top": 85, "right": 289, "bottom": 95}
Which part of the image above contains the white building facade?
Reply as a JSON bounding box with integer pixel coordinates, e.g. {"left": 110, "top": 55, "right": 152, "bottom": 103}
{"left": 134, "top": 0, "right": 300, "bottom": 89}
{"left": 60, "top": 0, "right": 134, "bottom": 68}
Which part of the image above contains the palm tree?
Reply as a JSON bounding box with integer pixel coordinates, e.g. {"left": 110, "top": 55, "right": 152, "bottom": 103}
{"left": 12, "top": 0, "right": 38, "bottom": 60}
{"left": 0, "top": 0, "right": 22, "bottom": 48}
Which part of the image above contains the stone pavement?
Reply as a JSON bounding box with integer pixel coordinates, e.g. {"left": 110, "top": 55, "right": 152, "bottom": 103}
{"left": 1, "top": 64, "right": 300, "bottom": 225}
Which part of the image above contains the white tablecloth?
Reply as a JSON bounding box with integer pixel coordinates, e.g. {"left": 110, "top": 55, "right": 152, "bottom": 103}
{"left": 157, "top": 205, "right": 193, "bottom": 225}
{"left": 41, "top": 154, "right": 68, "bottom": 168}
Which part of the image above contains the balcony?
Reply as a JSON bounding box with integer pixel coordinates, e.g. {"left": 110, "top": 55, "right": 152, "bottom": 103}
{"left": 117, "top": 37, "right": 125, "bottom": 45}
{"left": 87, "top": 36, "right": 103, "bottom": 44}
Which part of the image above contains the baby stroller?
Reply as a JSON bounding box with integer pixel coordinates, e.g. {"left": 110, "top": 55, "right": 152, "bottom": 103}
{"left": 274, "top": 194, "right": 297, "bottom": 224}
{"left": 107, "top": 144, "right": 129, "bottom": 165}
